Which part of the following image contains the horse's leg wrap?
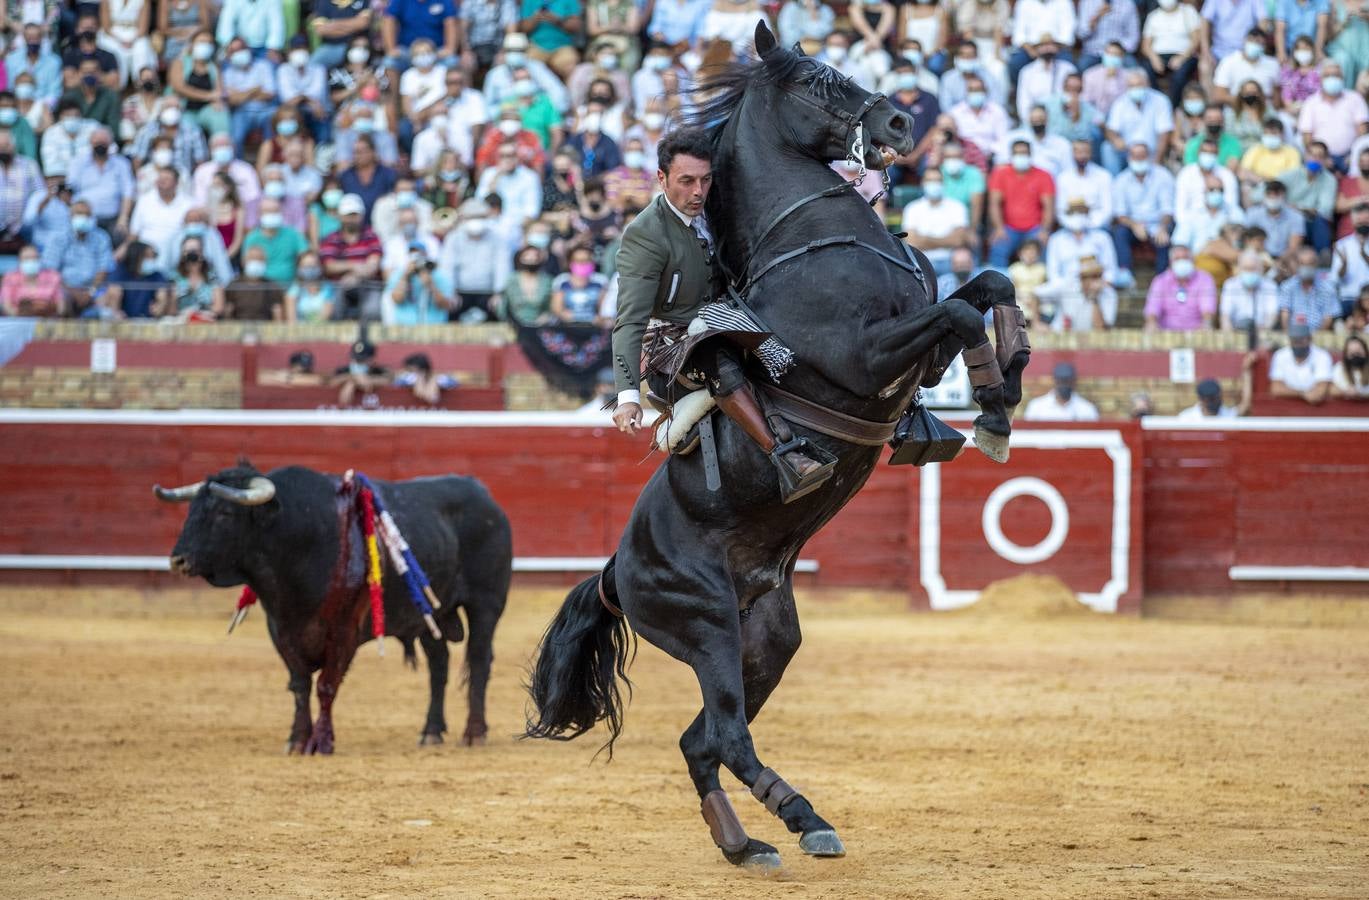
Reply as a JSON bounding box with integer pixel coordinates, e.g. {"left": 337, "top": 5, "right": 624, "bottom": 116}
{"left": 751, "top": 767, "right": 801, "bottom": 816}
{"left": 700, "top": 790, "right": 749, "bottom": 854}
{"left": 993, "top": 304, "right": 1031, "bottom": 372}
{"left": 962, "top": 341, "right": 1004, "bottom": 389}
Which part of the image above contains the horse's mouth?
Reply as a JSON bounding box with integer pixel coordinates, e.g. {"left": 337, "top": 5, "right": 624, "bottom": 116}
{"left": 867, "top": 144, "right": 900, "bottom": 170}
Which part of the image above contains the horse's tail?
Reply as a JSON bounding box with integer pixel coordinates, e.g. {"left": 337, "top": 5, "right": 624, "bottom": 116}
{"left": 523, "top": 563, "right": 633, "bottom": 757}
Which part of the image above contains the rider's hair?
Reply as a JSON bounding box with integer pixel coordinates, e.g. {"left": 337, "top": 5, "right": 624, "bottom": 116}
{"left": 657, "top": 127, "right": 713, "bottom": 175}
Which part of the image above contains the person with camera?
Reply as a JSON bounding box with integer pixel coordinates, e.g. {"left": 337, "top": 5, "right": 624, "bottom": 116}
{"left": 382, "top": 237, "right": 454, "bottom": 325}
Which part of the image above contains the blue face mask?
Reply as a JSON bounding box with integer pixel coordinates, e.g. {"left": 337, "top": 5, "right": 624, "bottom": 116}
{"left": 1307, "top": 160, "right": 1323, "bottom": 174}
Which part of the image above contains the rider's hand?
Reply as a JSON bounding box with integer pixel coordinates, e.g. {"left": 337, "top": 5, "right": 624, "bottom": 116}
{"left": 613, "top": 402, "right": 643, "bottom": 435}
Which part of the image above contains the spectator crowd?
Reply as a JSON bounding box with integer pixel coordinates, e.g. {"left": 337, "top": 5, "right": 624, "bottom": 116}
{"left": 0, "top": 0, "right": 1367, "bottom": 403}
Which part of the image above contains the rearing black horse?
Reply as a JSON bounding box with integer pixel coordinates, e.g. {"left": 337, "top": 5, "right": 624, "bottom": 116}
{"left": 526, "top": 22, "right": 1029, "bottom": 870}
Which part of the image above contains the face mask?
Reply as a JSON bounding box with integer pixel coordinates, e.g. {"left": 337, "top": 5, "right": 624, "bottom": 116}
{"left": 643, "top": 112, "right": 665, "bottom": 130}
{"left": 1127, "top": 86, "right": 1148, "bottom": 104}
{"left": 1158, "top": 0, "right": 1177, "bottom": 9}
{"left": 1292, "top": 344, "right": 1311, "bottom": 361}
{"left": 245, "top": 259, "right": 267, "bottom": 278}
{"left": 322, "top": 189, "right": 343, "bottom": 210}
{"left": 1243, "top": 41, "right": 1263, "bottom": 60}
{"left": 1129, "top": 158, "right": 1150, "bottom": 175}
{"left": 570, "top": 261, "right": 595, "bottom": 278}
{"left": 511, "top": 80, "right": 537, "bottom": 99}
{"left": 1031, "top": 122, "right": 1047, "bottom": 137}
{"left": 465, "top": 219, "right": 488, "bottom": 237}
{"left": 1323, "top": 76, "right": 1344, "bottom": 96}
{"left": 528, "top": 232, "right": 551, "bottom": 249}
{"left": 1261, "top": 134, "right": 1281, "bottom": 151}
{"left": 1307, "top": 160, "right": 1323, "bottom": 174}
{"left": 580, "top": 113, "right": 602, "bottom": 134}
{"left": 62, "top": 118, "right": 81, "bottom": 136}
{"left": 183, "top": 250, "right": 202, "bottom": 263}
{"left": 19, "top": 259, "right": 40, "bottom": 277}
{"left": 645, "top": 55, "right": 670, "bottom": 72}
{"left": 25, "top": 41, "right": 39, "bottom": 56}
{"left": 825, "top": 46, "right": 847, "bottom": 62}
{"left": 1171, "top": 258, "right": 1194, "bottom": 279}
{"left": 1298, "top": 265, "right": 1317, "bottom": 281}
{"left": 91, "top": 143, "right": 108, "bottom": 158}
{"left": 349, "top": 361, "right": 369, "bottom": 375}
{"left": 1294, "top": 48, "right": 1314, "bottom": 65}
{"left": 624, "top": 150, "right": 645, "bottom": 169}
{"left": 213, "top": 146, "right": 234, "bottom": 166}
{"left": 1264, "top": 196, "right": 1284, "bottom": 212}
{"left": 183, "top": 222, "right": 206, "bottom": 237}
{"left": 1348, "top": 356, "right": 1368, "bottom": 369}
{"left": 504, "top": 51, "right": 526, "bottom": 67}
{"left": 1063, "top": 213, "right": 1087, "bottom": 231}
{"left": 905, "top": 50, "right": 924, "bottom": 68}
{"left": 345, "top": 45, "right": 369, "bottom": 65}
{"left": 1039, "top": 52, "right": 1057, "bottom": 64}
{"left": 1011, "top": 153, "right": 1031, "bottom": 172}
{"left": 591, "top": 94, "right": 614, "bottom": 106}
{"left": 942, "top": 157, "right": 964, "bottom": 176}
{"left": 1183, "top": 98, "right": 1205, "bottom": 116}
{"left": 15, "top": 84, "right": 35, "bottom": 101}
{"left": 1205, "top": 189, "right": 1224, "bottom": 208}
{"left": 260, "top": 212, "right": 284, "bottom": 230}
{"left": 498, "top": 119, "right": 520, "bottom": 137}
{"left": 263, "top": 180, "right": 286, "bottom": 198}
{"left": 81, "top": 73, "right": 100, "bottom": 88}
{"left": 193, "top": 42, "right": 215, "bottom": 61}
{"left": 0, "top": 108, "right": 15, "bottom": 126}
{"left": 922, "top": 181, "right": 944, "bottom": 200}
{"left": 160, "top": 106, "right": 185, "bottom": 128}
{"left": 1239, "top": 271, "right": 1261, "bottom": 288}
{"left": 952, "top": 268, "right": 971, "bottom": 280}
{"left": 438, "top": 168, "right": 463, "bottom": 183}
{"left": 1198, "top": 151, "right": 1217, "bottom": 171}
{"left": 966, "top": 91, "right": 986, "bottom": 109}
{"left": 896, "top": 73, "right": 919, "bottom": 92}
{"left": 289, "top": 49, "right": 310, "bottom": 69}
{"left": 231, "top": 50, "right": 252, "bottom": 69}
{"left": 299, "top": 265, "right": 321, "bottom": 281}
{"left": 598, "top": 54, "right": 618, "bottom": 70}
{"left": 953, "top": 57, "right": 975, "bottom": 73}
{"left": 276, "top": 119, "right": 299, "bottom": 137}
{"left": 1103, "top": 54, "right": 1122, "bottom": 69}
{"left": 1205, "top": 123, "right": 1223, "bottom": 138}
{"left": 72, "top": 215, "right": 94, "bottom": 233}
{"left": 413, "top": 53, "right": 435, "bottom": 69}
{"left": 517, "top": 258, "right": 540, "bottom": 272}
{"left": 1357, "top": 223, "right": 1369, "bottom": 237}
{"left": 353, "top": 115, "right": 375, "bottom": 135}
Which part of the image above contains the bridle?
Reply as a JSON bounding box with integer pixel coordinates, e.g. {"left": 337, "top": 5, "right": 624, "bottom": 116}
{"left": 778, "top": 82, "right": 888, "bottom": 185}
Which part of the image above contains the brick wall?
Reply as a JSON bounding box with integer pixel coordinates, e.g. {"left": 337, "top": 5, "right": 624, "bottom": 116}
{"left": 0, "top": 367, "right": 239, "bottom": 409}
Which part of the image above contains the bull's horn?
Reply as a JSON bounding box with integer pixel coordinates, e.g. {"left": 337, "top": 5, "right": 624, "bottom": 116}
{"left": 153, "top": 481, "right": 204, "bottom": 502}
{"left": 206, "top": 476, "right": 276, "bottom": 506}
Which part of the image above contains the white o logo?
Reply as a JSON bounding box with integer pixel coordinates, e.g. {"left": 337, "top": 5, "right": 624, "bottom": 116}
{"left": 981, "top": 477, "right": 1070, "bottom": 565}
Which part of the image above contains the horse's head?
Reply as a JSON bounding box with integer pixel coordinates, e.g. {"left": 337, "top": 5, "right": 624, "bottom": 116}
{"left": 740, "top": 21, "right": 913, "bottom": 169}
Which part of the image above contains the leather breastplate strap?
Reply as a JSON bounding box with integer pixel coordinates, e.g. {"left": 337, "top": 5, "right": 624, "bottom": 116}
{"left": 757, "top": 382, "right": 901, "bottom": 446}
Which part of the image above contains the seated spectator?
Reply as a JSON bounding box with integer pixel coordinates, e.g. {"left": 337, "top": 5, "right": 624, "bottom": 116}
{"left": 207, "top": 170, "right": 247, "bottom": 260}
{"left": 1331, "top": 335, "right": 1369, "bottom": 400}
{"left": 1176, "top": 137, "right": 1241, "bottom": 225}
{"left": 156, "top": 207, "right": 233, "bottom": 283}
{"left": 96, "top": 0, "right": 157, "bottom": 89}
{"left": 939, "top": 40, "right": 1007, "bottom": 112}
{"left": 221, "top": 38, "right": 279, "bottom": 157}
{"left": 1224, "top": 80, "right": 1271, "bottom": 154}
{"left": 167, "top": 29, "right": 230, "bottom": 138}
{"left": 883, "top": 57, "right": 940, "bottom": 161}
{"left": 0, "top": 133, "right": 42, "bottom": 243}
{"left": 41, "top": 100, "right": 97, "bottom": 179}
{"left": 193, "top": 132, "right": 262, "bottom": 211}
{"left": 1297, "top": 61, "right": 1369, "bottom": 171}
{"left": 1347, "top": 285, "right": 1369, "bottom": 333}
{"left": 1007, "top": 239, "right": 1048, "bottom": 328}
{"left": 1052, "top": 141, "right": 1111, "bottom": 230}
{"left": 604, "top": 138, "right": 654, "bottom": 214}
{"left": 333, "top": 100, "right": 402, "bottom": 169}
{"left": 1279, "top": 246, "right": 1340, "bottom": 330}
{"left": 158, "top": 0, "right": 210, "bottom": 67}
{"left": 1219, "top": 250, "right": 1279, "bottom": 330}
{"left": 131, "top": 95, "right": 208, "bottom": 175}
{"left": 385, "top": 0, "right": 461, "bottom": 71}
{"left": 1023, "top": 362, "right": 1101, "bottom": 421}
{"left": 1111, "top": 142, "right": 1177, "bottom": 279}
{"left": 339, "top": 136, "right": 399, "bottom": 224}
{"left": 777, "top": 0, "right": 835, "bottom": 51}
{"left": 518, "top": 0, "right": 583, "bottom": 78}
{"left": 331, "top": 340, "right": 390, "bottom": 407}
{"left": 22, "top": 175, "right": 72, "bottom": 251}
{"left": 328, "top": 39, "right": 390, "bottom": 112}
{"left": 383, "top": 241, "right": 455, "bottom": 325}
{"left": 1183, "top": 103, "right": 1243, "bottom": 168}
{"left": 43, "top": 201, "right": 115, "bottom": 317}
{"left": 1140, "top": 0, "right": 1201, "bottom": 105}
{"left": 1102, "top": 69, "right": 1174, "bottom": 174}
{"left": 567, "top": 46, "right": 632, "bottom": 113}
{"left": 106, "top": 241, "right": 169, "bottom": 319}
{"left": 62, "top": 15, "right": 120, "bottom": 90}
{"left": 0, "top": 92, "right": 39, "bottom": 162}
{"left": 1244, "top": 180, "right": 1304, "bottom": 263}
{"left": 1281, "top": 141, "right": 1339, "bottom": 252}
{"left": 223, "top": 246, "right": 286, "bottom": 320}
{"left": 1077, "top": 0, "right": 1139, "bottom": 72}
{"left": 1327, "top": 4, "right": 1369, "bottom": 91}
{"left": 0, "top": 245, "right": 63, "bottom": 317}
{"left": 550, "top": 245, "right": 610, "bottom": 325}
{"left": 1144, "top": 244, "right": 1217, "bottom": 330}
{"left": 1081, "top": 41, "right": 1130, "bottom": 114}
{"left": 951, "top": 0, "right": 1010, "bottom": 65}
{"left": 310, "top": 0, "right": 374, "bottom": 71}
{"left": 440, "top": 199, "right": 510, "bottom": 322}
{"left": 398, "top": 39, "right": 451, "bottom": 136}
{"left": 901, "top": 169, "right": 970, "bottom": 276}
{"left": 1269, "top": 322, "right": 1334, "bottom": 404}
{"left": 987, "top": 140, "right": 1055, "bottom": 267}
{"left": 67, "top": 127, "right": 136, "bottom": 239}
{"left": 242, "top": 198, "right": 308, "bottom": 285}
{"left": 1202, "top": 0, "right": 1264, "bottom": 65}
{"left": 477, "top": 144, "right": 543, "bottom": 229}
{"left": 1176, "top": 375, "right": 1251, "bottom": 419}
{"left": 1273, "top": 0, "right": 1329, "bottom": 63}
{"left": 1007, "top": 0, "right": 1076, "bottom": 84}
{"left": 1047, "top": 197, "right": 1118, "bottom": 285}
{"left": 938, "top": 141, "right": 986, "bottom": 229}
{"left": 1039, "top": 255, "right": 1119, "bottom": 332}
{"left": 998, "top": 104, "right": 1072, "bottom": 177}
{"left": 935, "top": 245, "right": 984, "bottom": 300}
{"left": 6, "top": 24, "right": 63, "bottom": 109}
{"left": 130, "top": 167, "right": 195, "bottom": 251}
{"left": 1239, "top": 120, "right": 1302, "bottom": 192}
{"left": 382, "top": 207, "right": 441, "bottom": 280}
{"left": 372, "top": 177, "right": 435, "bottom": 245}
{"left": 507, "top": 70, "right": 564, "bottom": 152}
{"left": 260, "top": 161, "right": 309, "bottom": 233}
{"left": 950, "top": 75, "right": 1010, "bottom": 165}
{"left": 395, "top": 353, "right": 458, "bottom": 404}
{"left": 1016, "top": 34, "right": 1076, "bottom": 124}
{"left": 217, "top": 0, "right": 285, "bottom": 57}
{"left": 320, "top": 194, "right": 384, "bottom": 319}
{"left": 476, "top": 103, "right": 546, "bottom": 174}
{"left": 1335, "top": 146, "right": 1369, "bottom": 239}
{"left": 1176, "top": 173, "right": 1245, "bottom": 258}
{"left": 161, "top": 237, "right": 223, "bottom": 318}
{"left": 1330, "top": 202, "right": 1369, "bottom": 314}
{"left": 310, "top": 183, "right": 344, "bottom": 247}
{"left": 278, "top": 36, "right": 331, "bottom": 143}
{"left": 283, "top": 251, "right": 336, "bottom": 323}
{"left": 1279, "top": 34, "right": 1322, "bottom": 112}
{"left": 1172, "top": 84, "right": 1209, "bottom": 152}
{"left": 257, "top": 109, "right": 316, "bottom": 177}
{"left": 500, "top": 245, "right": 556, "bottom": 324}
{"left": 1212, "top": 28, "right": 1280, "bottom": 104}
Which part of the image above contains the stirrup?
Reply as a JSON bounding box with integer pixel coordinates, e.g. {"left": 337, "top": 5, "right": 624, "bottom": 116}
{"left": 770, "top": 436, "right": 837, "bottom": 504}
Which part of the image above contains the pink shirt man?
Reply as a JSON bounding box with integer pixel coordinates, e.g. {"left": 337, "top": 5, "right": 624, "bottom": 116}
{"left": 1144, "top": 264, "right": 1217, "bottom": 331}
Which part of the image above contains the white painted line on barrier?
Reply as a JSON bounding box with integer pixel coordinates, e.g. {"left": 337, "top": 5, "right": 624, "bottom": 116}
{"left": 0, "top": 408, "right": 616, "bottom": 428}
{"left": 1228, "top": 565, "right": 1369, "bottom": 582}
{"left": 1142, "top": 416, "right": 1369, "bottom": 432}
{"left": 0, "top": 554, "right": 818, "bottom": 574}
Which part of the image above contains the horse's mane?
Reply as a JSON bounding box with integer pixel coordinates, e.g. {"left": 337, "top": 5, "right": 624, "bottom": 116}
{"left": 683, "top": 44, "right": 853, "bottom": 144}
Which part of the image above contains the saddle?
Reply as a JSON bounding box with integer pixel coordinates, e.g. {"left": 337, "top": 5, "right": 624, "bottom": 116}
{"left": 650, "top": 389, "right": 715, "bottom": 456}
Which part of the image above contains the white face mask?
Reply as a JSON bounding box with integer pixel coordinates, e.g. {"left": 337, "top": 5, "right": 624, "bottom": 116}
{"left": 347, "top": 46, "right": 369, "bottom": 65}
{"left": 1294, "top": 48, "right": 1314, "bottom": 65}
{"left": 643, "top": 112, "right": 665, "bottom": 130}
{"left": 825, "top": 45, "right": 847, "bottom": 62}
{"left": 263, "top": 181, "right": 286, "bottom": 199}
{"left": 1063, "top": 213, "right": 1087, "bottom": 232}
{"left": 259, "top": 212, "right": 283, "bottom": 230}
{"left": 245, "top": 259, "right": 268, "bottom": 278}
{"left": 160, "top": 106, "right": 182, "bottom": 127}
{"left": 1158, "top": 0, "right": 1177, "bottom": 9}
{"left": 1261, "top": 134, "right": 1281, "bottom": 150}
{"left": 289, "top": 50, "right": 309, "bottom": 69}
{"left": 498, "top": 119, "right": 520, "bottom": 136}
{"left": 231, "top": 49, "right": 252, "bottom": 69}
{"left": 152, "top": 148, "right": 174, "bottom": 168}
{"left": 624, "top": 150, "right": 645, "bottom": 169}
{"left": 465, "top": 219, "right": 488, "bottom": 237}
{"left": 1171, "top": 258, "right": 1194, "bottom": 278}
{"left": 1011, "top": 153, "right": 1031, "bottom": 172}
{"left": 580, "top": 112, "right": 602, "bottom": 134}
{"left": 597, "top": 54, "right": 618, "bottom": 70}
{"left": 413, "top": 53, "right": 435, "bottom": 69}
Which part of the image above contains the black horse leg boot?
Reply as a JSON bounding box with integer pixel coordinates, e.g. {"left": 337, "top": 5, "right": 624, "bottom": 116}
{"left": 714, "top": 387, "right": 835, "bottom": 504}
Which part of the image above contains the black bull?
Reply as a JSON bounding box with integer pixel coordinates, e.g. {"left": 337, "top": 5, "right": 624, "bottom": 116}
{"left": 156, "top": 464, "right": 512, "bottom": 754}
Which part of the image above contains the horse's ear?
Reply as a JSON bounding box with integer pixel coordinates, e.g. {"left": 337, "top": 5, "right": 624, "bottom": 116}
{"left": 754, "top": 20, "right": 777, "bottom": 57}
{"left": 791, "top": 41, "right": 805, "bottom": 57}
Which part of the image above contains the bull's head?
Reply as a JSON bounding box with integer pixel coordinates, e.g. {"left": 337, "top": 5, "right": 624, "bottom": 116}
{"left": 155, "top": 463, "right": 277, "bottom": 587}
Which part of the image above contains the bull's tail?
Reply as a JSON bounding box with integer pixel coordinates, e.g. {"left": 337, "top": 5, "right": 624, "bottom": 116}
{"left": 523, "top": 564, "right": 633, "bottom": 757}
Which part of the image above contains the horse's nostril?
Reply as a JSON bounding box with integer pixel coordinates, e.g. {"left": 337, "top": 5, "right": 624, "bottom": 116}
{"left": 888, "top": 114, "right": 909, "bottom": 135}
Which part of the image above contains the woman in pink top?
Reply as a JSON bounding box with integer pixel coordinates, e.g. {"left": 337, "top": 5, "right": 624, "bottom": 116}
{"left": 0, "top": 246, "right": 63, "bottom": 317}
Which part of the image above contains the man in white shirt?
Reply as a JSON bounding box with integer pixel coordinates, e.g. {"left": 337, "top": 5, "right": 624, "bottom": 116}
{"left": 1219, "top": 250, "right": 1279, "bottom": 330}
{"left": 998, "top": 104, "right": 1074, "bottom": 177}
{"left": 483, "top": 33, "right": 569, "bottom": 112}
{"left": 475, "top": 145, "right": 543, "bottom": 230}
{"left": 900, "top": 169, "right": 970, "bottom": 275}
{"left": 382, "top": 207, "right": 441, "bottom": 279}
{"left": 1024, "top": 361, "right": 1101, "bottom": 420}
{"left": 1269, "top": 323, "right": 1334, "bottom": 404}
{"left": 1009, "top": 0, "right": 1078, "bottom": 84}
{"left": 1211, "top": 27, "right": 1281, "bottom": 102}
{"left": 1016, "top": 35, "right": 1077, "bottom": 124}
{"left": 1176, "top": 377, "right": 1247, "bottom": 419}
{"left": 129, "top": 167, "right": 194, "bottom": 251}
{"left": 939, "top": 41, "right": 1008, "bottom": 111}
{"left": 1040, "top": 255, "right": 1119, "bottom": 332}
{"left": 1174, "top": 138, "right": 1241, "bottom": 226}
{"left": 371, "top": 177, "right": 434, "bottom": 244}
{"left": 1102, "top": 70, "right": 1174, "bottom": 172}
{"left": 1055, "top": 140, "right": 1113, "bottom": 228}
{"left": 1047, "top": 197, "right": 1118, "bottom": 284}
{"left": 1330, "top": 202, "right": 1369, "bottom": 310}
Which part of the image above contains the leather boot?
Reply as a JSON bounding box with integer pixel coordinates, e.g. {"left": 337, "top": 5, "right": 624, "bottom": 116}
{"left": 714, "top": 387, "right": 834, "bottom": 502}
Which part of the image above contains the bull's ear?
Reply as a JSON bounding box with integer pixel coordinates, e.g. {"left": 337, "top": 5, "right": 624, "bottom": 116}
{"left": 754, "top": 20, "right": 777, "bottom": 57}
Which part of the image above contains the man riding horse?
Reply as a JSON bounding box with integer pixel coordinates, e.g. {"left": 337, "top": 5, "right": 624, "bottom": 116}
{"left": 610, "top": 128, "right": 834, "bottom": 502}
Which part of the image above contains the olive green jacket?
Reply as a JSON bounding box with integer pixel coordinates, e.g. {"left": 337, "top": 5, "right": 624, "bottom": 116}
{"left": 610, "top": 193, "right": 713, "bottom": 394}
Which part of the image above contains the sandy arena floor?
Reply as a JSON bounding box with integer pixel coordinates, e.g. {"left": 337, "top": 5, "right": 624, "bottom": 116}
{"left": 1, "top": 582, "right": 1366, "bottom": 900}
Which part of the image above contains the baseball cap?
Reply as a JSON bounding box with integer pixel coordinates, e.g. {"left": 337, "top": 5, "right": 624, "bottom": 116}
{"left": 1195, "top": 378, "right": 1221, "bottom": 398}
{"left": 337, "top": 193, "right": 366, "bottom": 216}
{"left": 1052, "top": 362, "right": 1077, "bottom": 380}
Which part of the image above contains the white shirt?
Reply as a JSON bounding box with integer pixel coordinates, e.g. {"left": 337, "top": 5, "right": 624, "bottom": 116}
{"left": 1046, "top": 227, "right": 1118, "bottom": 284}
{"left": 129, "top": 189, "right": 195, "bottom": 250}
{"left": 475, "top": 165, "right": 542, "bottom": 230}
{"left": 399, "top": 64, "right": 449, "bottom": 117}
{"left": 1176, "top": 402, "right": 1238, "bottom": 420}
{"left": 1212, "top": 53, "right": 1281, "bottom": 95}
{"left": 1330, "top": 233, "right": 1369, "bottom": 303}
{"left": 1269, "top": 345, "right": 1334, "bottom": 392}
{"left": 1016, "top": 58, "right": 1077, "bottom": 124}
{"left": 1011, "top": 0, "right": 1076, "bottom": 48}
{"left": 1045, "top": 282, "right": 1119, "bottom": 332}
{"left": 443, "top": 87, "right": 491, "bottom": 140}
{"left": 412, "top": 121, "right": 474, "bottom": 171}
{"left": 997, "top": 128, "right": 1073, "bottom": 177}
{"left": 1054, "top": 163, "right": 1114, "bottom": 228}
{"left": 382, "top": 231, "right": 441, "bottom": 279}
{"left": 950, "top": 101, "right": 1011, "bottom": 158}
{"left": 1140, "top": 4, "right": 1201, "bottom": 55}
{"left": 1172, "top": 204, "right": 1244, "bottom": 251}
{"left": 900, "top": 197, "right": 968, "bottom": 264}
{"left": 1173, "top": 163, "right": 1240, "bottom": 226}
{"left": 1219, "top": 276, "right": 1280, "bottom": 329}
{"left": 1023, "top": 390, "right": 1100, "bottom": 421}
{"left": 370, "top": 196, "right": 435, "bottom": 245}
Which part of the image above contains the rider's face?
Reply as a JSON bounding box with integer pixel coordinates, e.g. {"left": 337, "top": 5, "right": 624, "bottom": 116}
{"left": 659, "top": 154, "right": 713, "bottom": 218}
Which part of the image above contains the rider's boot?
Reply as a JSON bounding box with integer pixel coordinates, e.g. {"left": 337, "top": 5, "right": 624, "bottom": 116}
{"left": 714, "top": 386, "right": 835, "bottom": 504}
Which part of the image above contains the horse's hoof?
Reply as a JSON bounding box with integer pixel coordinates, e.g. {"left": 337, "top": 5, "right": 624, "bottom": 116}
{"left": 285, "top": 740, "right": 307, "bottom": 756}
{"left": 974, "top": 426, "right": 1010, "bottom": 464}
{"left": 722, "top": 838, "right": 782, "bottom": 871}
{"left": 418, "top": 732, "right": 444, "bottom": 747}
{"left": 799, "top": 829, "right": 846, "bottom": 858}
